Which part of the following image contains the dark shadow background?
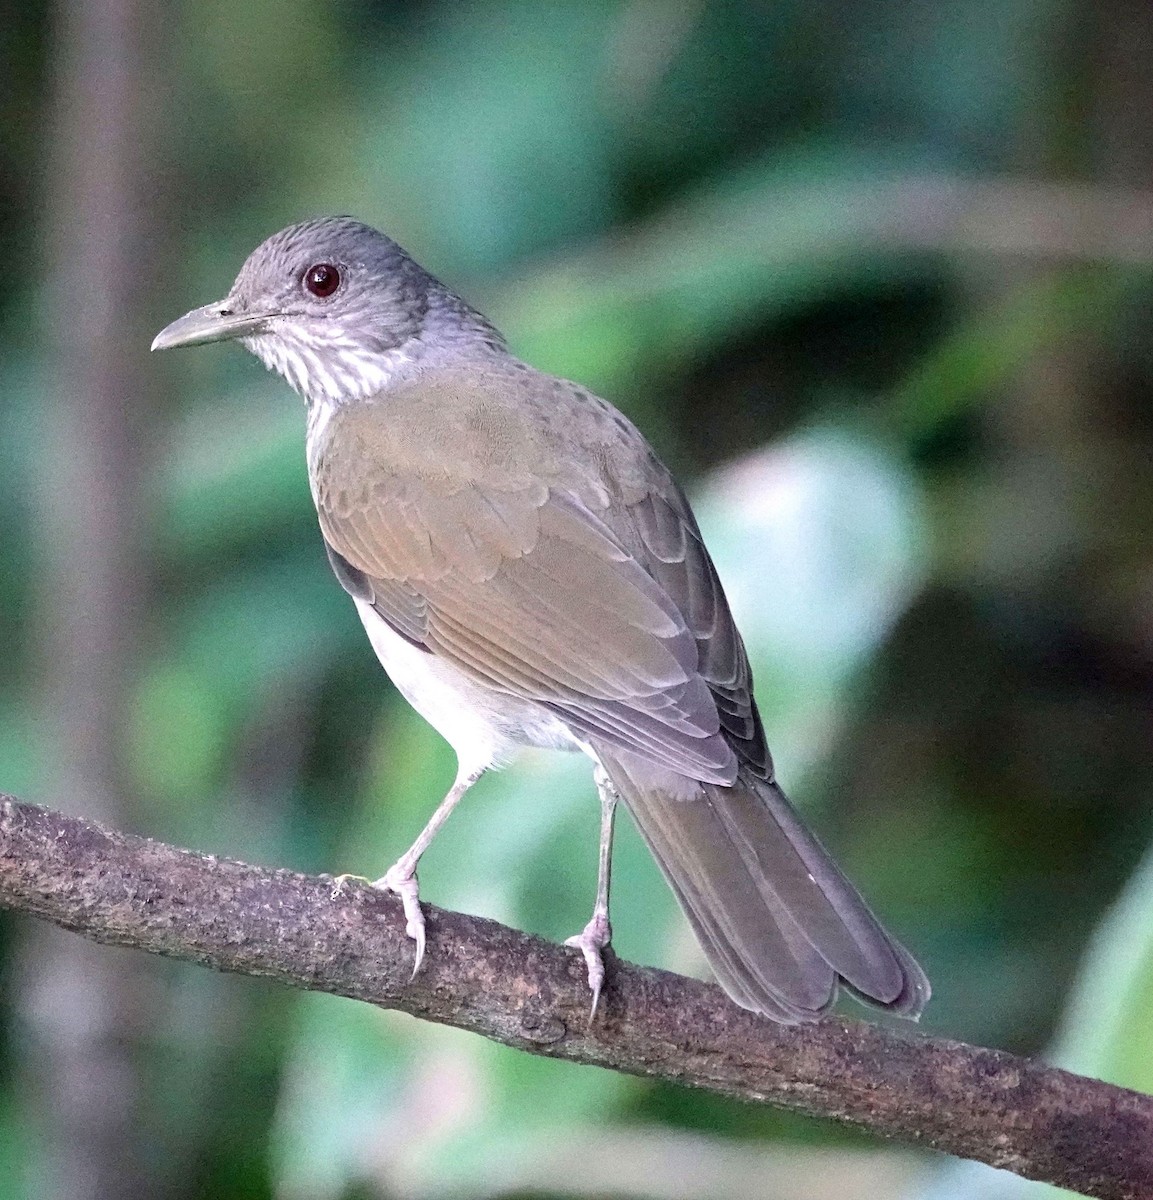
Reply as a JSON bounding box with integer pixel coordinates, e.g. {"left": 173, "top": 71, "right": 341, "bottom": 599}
{"left": 1, "top": 1, "right": 1151, "bottom": 1198}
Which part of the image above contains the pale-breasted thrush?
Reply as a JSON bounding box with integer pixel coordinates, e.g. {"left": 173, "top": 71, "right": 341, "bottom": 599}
{"left": 152, "top": 217, "right": 929, "bottom": 1022}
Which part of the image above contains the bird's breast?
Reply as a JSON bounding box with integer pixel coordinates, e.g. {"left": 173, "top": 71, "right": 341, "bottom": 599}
{"left": 353, "top": 600, "right": 582, "bottom": 774}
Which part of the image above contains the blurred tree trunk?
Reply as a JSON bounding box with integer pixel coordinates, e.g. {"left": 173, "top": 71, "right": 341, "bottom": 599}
{"left": 1090, "top": 0, "right": 1153, "bottom": 186}
{"left": 987, "top": 0, "right": 1153, "bottom": 575}
{"left": 24, "top": 1, "right": 167, "bottom": 1197}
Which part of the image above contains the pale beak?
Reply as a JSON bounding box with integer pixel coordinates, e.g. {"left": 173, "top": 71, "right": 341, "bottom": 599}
{"left": 150, "top": 300, "right": 274, "bottom": 351}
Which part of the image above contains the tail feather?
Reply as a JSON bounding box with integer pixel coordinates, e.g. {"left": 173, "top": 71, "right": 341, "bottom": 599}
{"left": 593, "top": 743, "right": 930, "bottom": 1023}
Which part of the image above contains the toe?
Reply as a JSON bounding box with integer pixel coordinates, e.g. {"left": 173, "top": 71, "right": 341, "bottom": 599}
{"left": 410, "top": 919, "right": 426, "bottom": 978}
{"left": 566, "top": 924, "right": 610, "bottom": 1019}
{"left": 374, "top": 866, "right": 427, "bottom": 978}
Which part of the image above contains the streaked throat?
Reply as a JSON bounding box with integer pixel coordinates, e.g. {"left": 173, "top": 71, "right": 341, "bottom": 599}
{"left": 242, "top": 322, "right": 423, "bottom": 409}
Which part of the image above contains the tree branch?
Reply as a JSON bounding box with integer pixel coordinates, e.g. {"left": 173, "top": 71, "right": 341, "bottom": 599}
{"left": 0, "top": 796, "right": 1148, "bottom": 1200}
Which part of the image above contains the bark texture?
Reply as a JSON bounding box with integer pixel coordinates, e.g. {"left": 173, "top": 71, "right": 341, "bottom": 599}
{"left": 0, "top": 796, "right": 1149, "bottom": 1200}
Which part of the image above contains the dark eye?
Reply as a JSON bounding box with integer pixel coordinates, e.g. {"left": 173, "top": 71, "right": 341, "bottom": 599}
{"left": 303, "top": 262, "right": 341, "bottom": 298}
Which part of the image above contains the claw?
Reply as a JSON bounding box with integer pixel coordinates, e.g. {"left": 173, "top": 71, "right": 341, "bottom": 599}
{"left": 374, "top": 864, "right": 426, "bottom": 978}
{"left": 565, "top": 912, "right": 612, "bottom": 1019}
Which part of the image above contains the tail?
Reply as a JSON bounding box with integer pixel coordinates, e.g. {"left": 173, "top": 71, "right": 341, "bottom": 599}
{"left": 593, "top": 744, "right": 929, "bottom": 1023}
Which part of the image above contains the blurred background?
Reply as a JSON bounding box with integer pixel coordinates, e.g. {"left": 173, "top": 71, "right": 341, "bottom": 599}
{"left": 1, "top": 0, "right": 1152, "bottom": 1197}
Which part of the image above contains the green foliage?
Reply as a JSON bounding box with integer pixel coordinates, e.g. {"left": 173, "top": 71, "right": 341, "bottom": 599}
{"left": 4, "top": 0, "right": 1152, "bottom": 1196}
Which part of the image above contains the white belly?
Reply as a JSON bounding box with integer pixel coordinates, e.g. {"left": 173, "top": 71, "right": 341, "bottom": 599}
{"left": 353, "top": 600, "right": 583, "bottom": 775}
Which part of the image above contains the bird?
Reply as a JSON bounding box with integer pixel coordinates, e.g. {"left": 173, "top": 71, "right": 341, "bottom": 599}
{"left": 152, "top": 216, "right": 929, "bottom": 1023}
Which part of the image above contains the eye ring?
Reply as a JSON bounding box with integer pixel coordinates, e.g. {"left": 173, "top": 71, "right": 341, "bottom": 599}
{"left": 303, "top": 262, "right": 341, "bottom": 298}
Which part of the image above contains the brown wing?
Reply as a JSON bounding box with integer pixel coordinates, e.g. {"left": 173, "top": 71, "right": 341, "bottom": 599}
{"left": 317, "top": 462, "right": 738, "bottom": 783}
{"left": 309, "top": 367, "right": 774, "bottom": 784}
{"left": 626, "top": 480, "right": 771, "bottom": 779}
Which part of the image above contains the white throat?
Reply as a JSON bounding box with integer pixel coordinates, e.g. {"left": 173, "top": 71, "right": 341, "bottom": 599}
{"left": 242, "top": 320, "right": 423, "bottom": 409}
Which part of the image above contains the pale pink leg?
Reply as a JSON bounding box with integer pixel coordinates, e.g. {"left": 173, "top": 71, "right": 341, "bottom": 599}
{"left": 566, "top": 765, "right": 618, "bottom": 1017}
{"left": 374, "top": 764, "right": 485, "bottom": 977}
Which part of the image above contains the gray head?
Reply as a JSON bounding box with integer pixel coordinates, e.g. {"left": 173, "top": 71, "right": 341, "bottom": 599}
{"left": 152, "top": 217, "right": 503, "bottom": 405}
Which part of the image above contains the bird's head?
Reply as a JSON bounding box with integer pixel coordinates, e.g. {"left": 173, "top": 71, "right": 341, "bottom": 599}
{"left": 152, "top": 216, "right": 499, "bottom": 406}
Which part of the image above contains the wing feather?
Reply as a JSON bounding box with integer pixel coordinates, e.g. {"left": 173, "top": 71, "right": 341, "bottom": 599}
{"left": 628, "top": 482, "right": 770, "bottom": 777}
{"left": 313, "top": 398, "right": 765, "bottom": 784}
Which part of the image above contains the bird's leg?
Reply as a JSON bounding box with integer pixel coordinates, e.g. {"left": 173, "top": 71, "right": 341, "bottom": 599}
{"left": 374, "top": 764, "right": 485, "bottom": 978}
{"left": 565, "top": 764, "right": 619, "bottom": 1017}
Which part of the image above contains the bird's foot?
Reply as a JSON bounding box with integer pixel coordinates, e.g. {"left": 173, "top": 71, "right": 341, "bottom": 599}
{"left": 565, "top": 912, "right": 612, "bottom": 1019}
{"left": 373, "top": 863, "right": 426, "bottom": 979}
